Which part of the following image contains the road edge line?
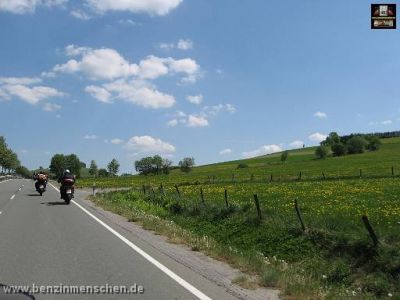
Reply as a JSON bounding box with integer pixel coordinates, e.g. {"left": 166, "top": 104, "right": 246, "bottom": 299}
{"left": 48, "top": 182, "right": 212, "bottom": 300}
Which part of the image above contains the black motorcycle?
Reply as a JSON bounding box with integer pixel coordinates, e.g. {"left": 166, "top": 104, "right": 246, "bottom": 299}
{"left": 61, "top": 186, "right": 74, "bottom": 204}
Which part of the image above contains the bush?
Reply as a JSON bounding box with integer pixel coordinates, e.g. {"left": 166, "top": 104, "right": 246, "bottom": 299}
{"left": 346, "top": 136, "right": 368, "bottom": 154}
{"left": 237, "top": 163, "right": 249, "bottom": 169}
{"left": 331, "top": 143, "right": 347, "bottom": 156}
{"left": 315, "top": 146, "right": 329, "bottom": 159}
{"left": 281, "top": 151, "right": 289, "bottom": 162}
{"left": 366, "top": 135, "right": 382, "bottom": 151}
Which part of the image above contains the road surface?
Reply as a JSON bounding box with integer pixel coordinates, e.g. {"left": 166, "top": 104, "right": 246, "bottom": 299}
{"left": 0, "top": 179, "right": 240, "bottom": 300}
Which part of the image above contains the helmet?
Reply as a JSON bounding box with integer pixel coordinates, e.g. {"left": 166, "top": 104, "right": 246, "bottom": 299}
{"left": 65, "top": 169, "right": 70, "bottom": 174}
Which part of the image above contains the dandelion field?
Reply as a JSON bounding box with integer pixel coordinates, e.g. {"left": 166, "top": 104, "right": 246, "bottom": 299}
{"left": 87, "top": 138, "right": 400, "bottom": 299}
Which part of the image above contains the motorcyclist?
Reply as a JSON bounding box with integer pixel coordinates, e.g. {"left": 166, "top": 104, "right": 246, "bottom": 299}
{"left": 35, "top": 170, "right": 48, "bottom": 191}
{"left": 57, "top": 169, "right": 75, "bottom": 199}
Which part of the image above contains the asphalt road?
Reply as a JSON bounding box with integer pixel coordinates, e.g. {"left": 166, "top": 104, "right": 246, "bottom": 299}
{"left": 0, "top": 179, "right": 239, "bottom": 300}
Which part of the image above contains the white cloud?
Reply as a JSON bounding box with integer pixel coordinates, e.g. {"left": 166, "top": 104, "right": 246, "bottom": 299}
{"left": 186, "top": 94, "right": 202, "bottom": 105}
{"left": 242, "top": 144, "right": 282, "bottom": 158}
{"left": 70, "top": 9, "right": 91, "bottom": 20}
{"left": 382, "top": 120, "right": 392, "bottom": 125}
{"left": 289, "top": 140, "right": 304, "bottom": 148}
{"left": 308, "top": 132, "right": 327, "bottom": 143}
{"left": 167, "top": 119, "right": 178, "bottom": 127}
{"left": 203, "top": 104, "right": 236, "bottom": 116}
{"left": 85, "top": 85, "right": 112, "bottom": 103}
{"left": 219, "top": 148, "right": 232, "bottom": 155}
{"left": 103, "top": 80, "right": 175, "bottom": 109}
{"left": 118, "top": 19, "right": 139, "bottom": 26}
{"left": 53, "top": 46, "right": 201, "bottom": 84}
{"left": 110, "top": 138, "right": 124, "bottom": 144}
{"left": 160, "top": 43, "right": 175, "bottom": 50}
{"left": 84, "top": 134, "right": 97, "bottom": 140}
{"left": 0, "top": 77, "right": 42, "bottom": 85}
{"left": 187, "top": 115, "right": 208, "bottom": 127}
{"left": 43, "top": 102, "right": 61, "bottom": 112}
{"left": 177, "top": 39, "right": 193, "bottom": 50}
{"left": 2, "top": 84, "right": 63, "bottom": 105}
{"left": 54, "top": 47, "right": 139, "bottom": 80}
{"left": 0, "top": 0, "right": 67, "bottom": 14}
{"left": 86, "top": 0, "right": 183, "bottom": 16}
{"left": 314, "top": 111, "right": 327, "bottom": 119}
{"left": 125, "top": 135, "right": 176, "bottom": 154}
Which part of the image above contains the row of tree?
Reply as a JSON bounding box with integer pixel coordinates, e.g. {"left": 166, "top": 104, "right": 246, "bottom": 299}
{"left": 88, "top": 159, "right": 120, "bottom": 177}
{"left": 315, "top": 132, "right": 382, "bottom": 159}
{"left": 133, "top": 156, "right": 195, "bottom": 176}
{"left": 0, "top": 136, "right": 31, "bottom": 178}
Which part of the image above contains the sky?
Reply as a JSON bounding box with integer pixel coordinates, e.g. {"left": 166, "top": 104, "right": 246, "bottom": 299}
{"left": 0, "top": 0, "right": 399, "bottom": 173}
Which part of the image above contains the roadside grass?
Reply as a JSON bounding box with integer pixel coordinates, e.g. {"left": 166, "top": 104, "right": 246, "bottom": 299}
{"left": 82, "top": 138, "right": 400, "bottom": 298}
{"left": 89, "top": 176, "right": 400, "bottom": 299}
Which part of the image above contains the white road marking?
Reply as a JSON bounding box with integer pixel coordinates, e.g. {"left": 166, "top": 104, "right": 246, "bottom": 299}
{"left": 0, "top": 211, "right": 2, "bottom": 214}
{"left": 48, "top": 183, "right": 212, "bottom": 300}
{"left": 10, "top": 195, "right": 15, "bottom": 200}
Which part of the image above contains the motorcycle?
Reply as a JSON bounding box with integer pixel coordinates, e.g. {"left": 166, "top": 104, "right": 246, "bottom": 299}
{"left": 38, "top": 183, "right": 45, "bottom": 196}
{"left": 62, "top": 185, "right": 74, "bottom": 204}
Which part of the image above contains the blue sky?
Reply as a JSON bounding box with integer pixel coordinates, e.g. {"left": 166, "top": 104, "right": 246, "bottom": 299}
{"left": 0, "top": 0, "right": 399, "bottom": 173}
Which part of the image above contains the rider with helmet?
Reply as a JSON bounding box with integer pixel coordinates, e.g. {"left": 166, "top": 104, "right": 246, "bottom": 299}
{"left": 57, "top": 169, "right": 75, "bottom": 199}
{"left": 35, "top": 170, "right": 48, "bottom": 192}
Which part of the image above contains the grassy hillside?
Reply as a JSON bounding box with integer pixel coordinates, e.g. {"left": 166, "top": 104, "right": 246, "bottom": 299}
{"left": 79, "top": 137, "right": 400, "bottom": 188}
{"left": 85, "top": 137, "right": 400, "bottom": 299}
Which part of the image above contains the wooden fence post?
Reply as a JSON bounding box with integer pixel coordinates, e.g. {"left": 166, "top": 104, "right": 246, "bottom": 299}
{"left": 294, "top": 199, "right": 306, "bottom": 232}
{"left": 250, "top": 174, "right": 254, "bottom": 181}
{"left": 298, "top": 171, "right": 302, "bottom": 180}
{"left": 142, "top": 184, "right": 146, "bottom": 195}
{"left": 200, "top": 188, "right": 205, "bottom": 205}
{"left": 160, "top": 183, "right": 165, "bottom": 196}
{"left": 224, "top": 189, "right": 229, "bottom": 207}
{"left": 362, "top": 215, "right": 379, "bottom": 246}
{"left": 231, "top": 174, "right": 235, "bottom": 183}
{"left": 359, "top": 169, "right": 362, "bottom": 178}
{"left": 322, "top": 172, "right": 326, "bottom": 180}
{"left": 270, "top": 174, "right": 273, "bottom": 182}
{"left": 392, "top": 166, "right": 394, "bottom": 177}
{"left": 175, "top": 184, "right": 181, "bottom": 198}
{"left": 253, "top": 194, "right": 262, "bottom": 220}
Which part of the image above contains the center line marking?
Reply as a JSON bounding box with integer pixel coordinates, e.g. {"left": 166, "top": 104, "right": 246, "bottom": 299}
{"left": 48, "top": 183, "right": 212, "bottom": 300}
{"left": 10, "top": 195, "right": 15, "bottom": 200}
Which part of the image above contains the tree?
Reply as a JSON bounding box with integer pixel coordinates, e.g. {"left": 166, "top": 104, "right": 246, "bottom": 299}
{"left": 315, "top": 146, "right": 329, "bottom": 159}
{"left": 15, "top": 166, "right": 32, "bottom": 178}
{"left": 162, "top": 158, "right": 173, "bottom": 174}
{"left": 107, "top": 158, "right": 120, "bottom": 176}
{"left": 179, "top": 157, "right": 195, "bottom": 173}
{"left": 80, "top": 161, "right": 87, "bottom": 169}
{"left": 152, "top": 155, "right": 163, "bottom": 175}
{"left": 365, "top": 135, "right": 382, "bottom": 151}
{"left": 322, "top": 132, "right": 341, "bottom": 146}
{"left": 98, "top": 168, "right": 109, "bottom": 177}
{"left": 280, "top": 151, "right": 288, "bottom": 162}
{"left": 49, "top": 153, "right": 82, "bottom": 178}
{"left": 89, "top": 160, "right": 98, "bottom": 177}
{"left": 346, "top": 136, "right": 368, "bottom": 154}
{"left": 331, "top": 142, "right": 347, "bottom": 156}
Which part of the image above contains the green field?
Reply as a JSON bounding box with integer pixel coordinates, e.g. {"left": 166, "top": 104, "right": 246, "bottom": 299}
{"left": 86, "top": 138, "right": 400, "bottom": 299}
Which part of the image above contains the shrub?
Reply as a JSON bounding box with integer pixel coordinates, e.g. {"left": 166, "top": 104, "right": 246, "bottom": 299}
{"left": 346, "top": 136, "right": 368, "bottom": 154}
{"left": 331, "top": 143, "right": 347, "bottom": 156}
{"left": 281, "top": 151, "right": 289, "bottom": 162}
{"left": 315, "top": 146, "right": 329, "bottom": 159}
{"left": 366, "top": 135, "right": 382, "bottom": 151}
{"left": 237, "top": 163, "right": 249, "bottom": 169}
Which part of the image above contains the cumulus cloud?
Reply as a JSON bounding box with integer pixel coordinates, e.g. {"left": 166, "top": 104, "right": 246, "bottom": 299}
{"left": 43, "top": 102, "right": 61, "bottom": 112}
{"left": 70, "top": 9, "right": 91, "bottom": 20}
{"left": 84, "top": 134, "right": 97, "bottom": 140}
{"left": 289, "top": 140, "right": 304, "bottom": 148}
{"left": 2, "top": 84, "right": 63, "bottom": 105}
{"left": 0, "top": 0, "right": 67, "bottom": 14}
{"left": 86, "top": 0, "right": 183, "bottom": 16}
{"left": 177, "top": 39, "right": 193, "bottom": 50}
{"left": 167, "top": 119, "right": 178, "bottom": 127}
{"left": 53, "top": 46, "right": 201, "bottom": 85}
{"left": 110, "top": 138, "right": 124, "bottom": 144}
{"left": 314, "top": 111, "right": 327, "bottom": 119}
{"left": 242, "top": 144, "right": 282, "bottom": 159}
{"left": 308, "top": 132, "right": 327, "bottom": 143}
{"left": 54, "top": 47, "right": 139, "bottom": 80}
{"left": 0, "top": 77, "right": 42, "bottom": 85}
{"left": 219, "top": 148, "right": 232, "bottom": 155}
{"left": 125, "top": 135, "right": 176, "bottom": 154}
{"left": 186, "top": 94, "right": 202, "bottom": 105}
{"left": 85, "top": 85, "right": 112, "bottom": 103}
{"left": 187, "top": 115, "right": 208, "bottom": 127}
